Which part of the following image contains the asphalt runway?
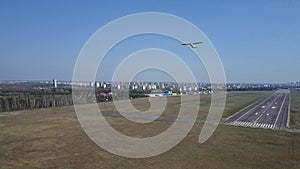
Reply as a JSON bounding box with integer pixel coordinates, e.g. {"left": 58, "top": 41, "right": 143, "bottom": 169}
{"left": 225, "top": 89, "right": 290, "bottom": 130}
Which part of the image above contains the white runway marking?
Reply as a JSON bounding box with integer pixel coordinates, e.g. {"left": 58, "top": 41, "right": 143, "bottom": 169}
{"left": 254, "top": 94, "right": 281, "bottom": 123}
{"left": 233, "top": 95, "right": 274, "bottom": 123}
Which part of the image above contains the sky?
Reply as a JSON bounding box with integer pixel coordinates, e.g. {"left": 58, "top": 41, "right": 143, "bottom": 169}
{"left": 0, "top": 0, "right": 299, "bottom": 83}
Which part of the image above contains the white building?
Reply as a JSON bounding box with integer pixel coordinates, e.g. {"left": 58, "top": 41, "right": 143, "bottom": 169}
{"left": 96, "top": 82, "right": 100, "bottom": 88}
{"left": 53, "top": 79, "right": 57, "bottom": 88}
{"left": 151, "top": 84, "right": 157, "bottom": 90}
{"left": 90, "top": 81, "right": 94, "bottom": 87}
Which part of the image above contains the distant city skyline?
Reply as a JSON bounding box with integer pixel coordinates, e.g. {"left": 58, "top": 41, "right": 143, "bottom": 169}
{"left": 0, "top": 0, "right": 299, "bottom": 83}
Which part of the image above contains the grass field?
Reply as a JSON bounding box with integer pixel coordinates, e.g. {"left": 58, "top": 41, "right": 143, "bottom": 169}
{"left": 98, "top": 91, "right": 273, "bottom": 120}
{"left": 0, "top": 91, "right": 299, "bottom": 169}
{"left": 290, "top": 89, "right": 300, "bottom": 129}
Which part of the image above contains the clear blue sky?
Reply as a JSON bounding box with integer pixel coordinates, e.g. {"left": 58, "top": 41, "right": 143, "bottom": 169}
{"left": 0, "top": 0, "right": 299, "bottom": 83}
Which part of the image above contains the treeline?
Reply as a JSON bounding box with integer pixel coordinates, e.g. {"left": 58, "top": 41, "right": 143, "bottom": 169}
{"left": 0, "top": 94, "right": 73, "bottom": 112}
{"left": 0, "top": 88, "right": 149, "bottom": 112}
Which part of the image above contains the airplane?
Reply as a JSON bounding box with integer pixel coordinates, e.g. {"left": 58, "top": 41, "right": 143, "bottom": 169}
{"left": 181, "top": 42, "right": 203, "bottom": 48}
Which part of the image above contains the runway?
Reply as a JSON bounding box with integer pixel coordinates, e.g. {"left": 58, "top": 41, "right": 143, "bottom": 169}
{"left": 225, "top": 89, "right": 290, "bottom": 130}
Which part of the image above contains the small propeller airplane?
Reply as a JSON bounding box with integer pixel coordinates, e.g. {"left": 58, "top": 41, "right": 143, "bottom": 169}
{"left": 181, "top": 41, "right": 203, "bottom": 48}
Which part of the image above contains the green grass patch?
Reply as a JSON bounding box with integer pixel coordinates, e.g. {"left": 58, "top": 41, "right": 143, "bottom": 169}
{"left": 290, "top": 89, "right": 300, "bottom": 129}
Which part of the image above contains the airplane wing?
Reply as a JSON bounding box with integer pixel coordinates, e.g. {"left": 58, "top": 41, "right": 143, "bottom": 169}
{"left": 192, "top": 42, "right": 203, "bottom": 45}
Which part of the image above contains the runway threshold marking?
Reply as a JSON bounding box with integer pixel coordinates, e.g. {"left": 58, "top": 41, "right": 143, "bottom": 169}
{"left": 273, "top": 94, "right": 288, "bottom": 129}
{"left": 225, "top": 121, "right": 278, "bottom": 129}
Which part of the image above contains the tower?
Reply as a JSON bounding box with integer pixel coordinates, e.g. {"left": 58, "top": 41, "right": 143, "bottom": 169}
{"left": 53, "top": 79, "right": 57, "bottom": 88}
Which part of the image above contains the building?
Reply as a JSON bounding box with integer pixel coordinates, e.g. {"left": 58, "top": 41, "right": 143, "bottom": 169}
{"left": 96, "top": 82, "right": 100, "bottom": 88}
{"left": 53, "top": 79, "right": 57, "bottom": 88}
